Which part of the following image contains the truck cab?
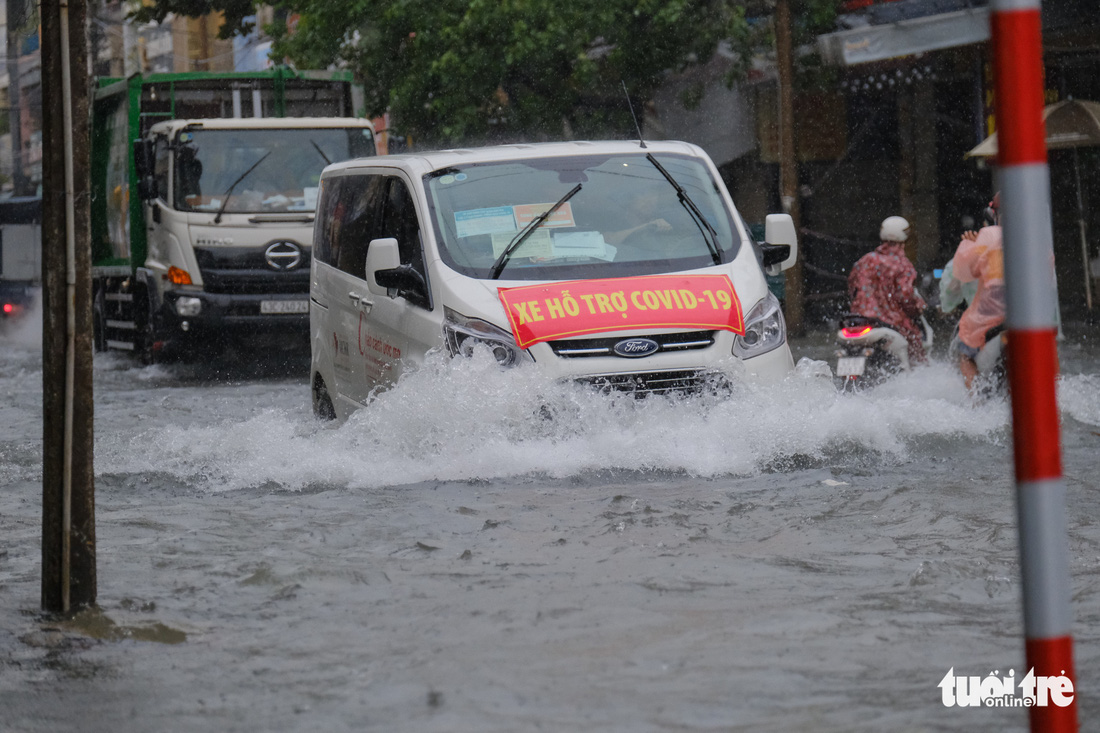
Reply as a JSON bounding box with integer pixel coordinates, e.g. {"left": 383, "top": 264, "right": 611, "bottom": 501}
{"left": 97, "top": 116, "right": 375, "bottom": 361}
{"left": 89, "top": 68, "right": 376, "bottom": 363}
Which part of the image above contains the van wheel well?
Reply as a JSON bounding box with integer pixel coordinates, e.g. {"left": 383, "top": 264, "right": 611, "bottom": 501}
{"left": 312, "top": 373, "right": 336, "bottom": 421}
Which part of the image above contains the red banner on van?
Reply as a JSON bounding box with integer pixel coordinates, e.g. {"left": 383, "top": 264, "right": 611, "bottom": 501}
{"left": 498, "top": 274, "right": 745, "bottom": 349}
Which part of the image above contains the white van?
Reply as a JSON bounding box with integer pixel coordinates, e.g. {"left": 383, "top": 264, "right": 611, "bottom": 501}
{"left": 309, "top": 140, "right": 798, "bottom": 420}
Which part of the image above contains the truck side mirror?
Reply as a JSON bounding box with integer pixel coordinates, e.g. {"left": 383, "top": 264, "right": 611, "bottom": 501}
{"left": 364, "top": 238, "right": 401, "bottom": 296}
{"left": 132, "top": 140, "right": 158, "bottom": 201}
{"left": 763, "top": 213, "right": 798, "bottom": 275}
{"left": 137, "top": 178, "right": 158, "bottom": 201}
{"left": 132, "top": 139, "right": 154, "bottom": 178}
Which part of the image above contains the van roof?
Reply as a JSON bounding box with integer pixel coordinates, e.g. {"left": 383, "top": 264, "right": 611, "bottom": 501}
{"left": 148, "top": 117, "right": 376, "bottom": 134}
{"left": 322, "top": 139, "right": 710, "bottom": 177}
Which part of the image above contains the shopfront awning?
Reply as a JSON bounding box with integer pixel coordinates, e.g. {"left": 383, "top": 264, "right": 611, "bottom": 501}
{"left": 818, "top": 7, "right": 990, "bottom": 66}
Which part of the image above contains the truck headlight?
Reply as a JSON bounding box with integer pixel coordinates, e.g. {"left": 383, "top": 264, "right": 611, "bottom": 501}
{"left": 176, "top": 296, "right": 202, "bottom": 316}
{"left": 732, "top": 291, "right": 786, "bottom": 359}
{"left": 442, "top": 306, "right": 532, "bottom": 367}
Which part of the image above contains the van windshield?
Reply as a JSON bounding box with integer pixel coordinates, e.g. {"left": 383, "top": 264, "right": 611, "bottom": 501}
{"left": 174, "top": 127, "right": 376, "bottom": 214}
{"left": 423, "top": 153, "right": 743, "bottom": 281}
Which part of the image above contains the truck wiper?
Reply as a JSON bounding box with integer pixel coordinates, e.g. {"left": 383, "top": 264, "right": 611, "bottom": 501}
{"left": 488, "top": 183, "right": 581, "bottom": 280}
{"left": 213, "top": 150, "right": 273, "bottom": 224}
{"left": 310, "top": 140, "right": 332, "bottom": 166}
{"left": 645, "top": 153, "right": 722, "bottom": 266}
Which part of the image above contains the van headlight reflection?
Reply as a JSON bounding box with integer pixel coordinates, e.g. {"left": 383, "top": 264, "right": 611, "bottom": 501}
{"left": 442, "top": 307, "right": 532, "bottom": 368}
{"left": 732, "top": 291, "right": 786, "bottom": 359}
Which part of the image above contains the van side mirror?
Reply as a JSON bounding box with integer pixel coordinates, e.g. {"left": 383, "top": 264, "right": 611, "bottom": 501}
{"left": 763, "top": 213, "right": 798, "bottom": 275}
{"left": 365, "top": 237, "right": 401, "bottom": 296}
{"left": 365, "top": 237, "right": 430, "bottom": 307}
{"left": 376, "top": 264, "right": 427, "bottom": 298}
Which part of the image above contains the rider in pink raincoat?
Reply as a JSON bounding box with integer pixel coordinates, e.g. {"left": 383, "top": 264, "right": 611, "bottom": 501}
{"left": 949, "top": 192, "right": 1005, "bottom": 389}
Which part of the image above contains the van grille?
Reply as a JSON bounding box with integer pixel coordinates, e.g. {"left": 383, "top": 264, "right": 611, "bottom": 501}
{"left": 574, "top": 369, "right": 728, "bottom": 396}
{"left": 549, "top": 330, "right": 715, "bottom": 358}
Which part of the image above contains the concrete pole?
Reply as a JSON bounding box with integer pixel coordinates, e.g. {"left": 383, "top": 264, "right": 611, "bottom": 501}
{"left": 775, "top": 0, "right": 804, "bottom": 334}
{"left": 6, "top": 0, "right": 27, "bottom": 194}
{"left": 41, "top": 0, "right": 95, "bottom": 614}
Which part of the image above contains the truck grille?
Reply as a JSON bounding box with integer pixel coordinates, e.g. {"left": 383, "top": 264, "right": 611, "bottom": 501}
{"left": 194, "top": 247, "right": 311, "bottom": 295}
{"left": 549, "top": 330, "right": 715, "bottom": 358}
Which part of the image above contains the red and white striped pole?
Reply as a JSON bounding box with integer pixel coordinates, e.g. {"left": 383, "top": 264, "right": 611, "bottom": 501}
{"left": 991, "top": 1, "right": 1077, "bottom": 730}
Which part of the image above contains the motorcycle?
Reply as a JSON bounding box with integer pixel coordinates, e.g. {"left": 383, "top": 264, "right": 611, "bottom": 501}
{"left": 950, "top": 324, "right": 1009, "bottom": 399}
{"left": 833, "top": 313, "right": 934, "bottom": 391}
{"left": 936, "top": 260, "right": 1010, "bottom": 398}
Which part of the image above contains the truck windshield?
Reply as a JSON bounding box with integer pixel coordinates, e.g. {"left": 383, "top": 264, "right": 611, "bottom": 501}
{"left": 423, "top": 153, "right": 742, "bottom": 281}
{"left": 175, "top": 127, "right": 375, "bottom": 214}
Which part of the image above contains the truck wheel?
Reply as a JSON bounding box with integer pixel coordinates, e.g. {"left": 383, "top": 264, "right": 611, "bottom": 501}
{"left": 312, "top": 374, "right": 336, "bottom": 421}
{"left": 134, "top": 288, "right": 157, "bottom": 366}
{"left": 92, "top": 292, "right": 107, "bottom": 353}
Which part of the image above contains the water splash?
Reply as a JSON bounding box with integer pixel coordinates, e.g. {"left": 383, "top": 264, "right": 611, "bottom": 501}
{"left": 91, "top": 350, "right": 1011, "bottom": 492}
{"left": 1059, "top": 373, "right": 1100, "bottom": 427}
{"left": 0, "top": 287, "right": 41, "bottom": 348}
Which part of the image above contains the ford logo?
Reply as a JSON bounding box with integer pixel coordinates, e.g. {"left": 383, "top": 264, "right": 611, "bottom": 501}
{"left": 265, "top": 240, "right": 302, "bottom": 270}
{"left": 613, "top": 337, "right": 660, "bottom": 358}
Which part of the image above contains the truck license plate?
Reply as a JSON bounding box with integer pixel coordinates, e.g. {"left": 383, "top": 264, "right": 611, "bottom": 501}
{"left": 260, "top": 299, "right": 309, "bottom": 314}
{"left": 836, "top": 356, "right": 866, "bottom": 377}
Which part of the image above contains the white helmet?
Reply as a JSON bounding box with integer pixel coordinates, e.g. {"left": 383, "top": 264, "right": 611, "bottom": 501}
{"left": 880, "top": 216, "right": 910, "bottom": 242}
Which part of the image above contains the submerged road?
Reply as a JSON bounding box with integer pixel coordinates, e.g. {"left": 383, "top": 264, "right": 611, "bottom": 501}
{"left": 2, "top": 317, "right": 1099, "bottom": 732}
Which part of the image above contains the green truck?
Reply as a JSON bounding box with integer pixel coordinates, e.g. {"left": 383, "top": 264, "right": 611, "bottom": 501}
{"left": 90, "top": 68, "right": 376, "bottom": 362}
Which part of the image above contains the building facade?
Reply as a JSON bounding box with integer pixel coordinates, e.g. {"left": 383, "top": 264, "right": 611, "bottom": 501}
{"left": 653, "top": 0, "right": 1100, "bottom": 322}
{"left": 1, "top": 0, "right": 277, "bottom": 196}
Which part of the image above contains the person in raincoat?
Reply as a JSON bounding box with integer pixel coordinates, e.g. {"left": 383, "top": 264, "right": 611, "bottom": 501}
{"left": 847, "top": 215, "right": 928, "bottom": 363}
{"left": 947, "top": 192, "right": 1005, "bottom": 389}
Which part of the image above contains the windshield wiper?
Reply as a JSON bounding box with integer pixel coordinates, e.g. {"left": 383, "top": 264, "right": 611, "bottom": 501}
{"left": 310, "top": 140, "right": 332, "bottom": 166}
{"left": 645, "top": 153, "right": 722, "bottom": 266}
{"left": 213, "top": 150, "right": 272, "bottom": 224}
{"left": 488, "top": 183, "right": 582, "bottom": 280}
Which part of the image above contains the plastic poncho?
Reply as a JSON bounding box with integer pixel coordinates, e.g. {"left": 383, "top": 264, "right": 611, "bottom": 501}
{"left": 848, "top": 241, "right": 927, "bottom": 362}
{"left": 950, "top": 225, "right": 1005, "bottom": 351}
{"left": 937, "top": 259, "right": 978, "bottom": 314}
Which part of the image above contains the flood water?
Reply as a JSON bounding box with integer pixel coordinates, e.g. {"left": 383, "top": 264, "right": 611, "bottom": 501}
{"left": 2, "top": 303, "right": 1099, "bottom": 732}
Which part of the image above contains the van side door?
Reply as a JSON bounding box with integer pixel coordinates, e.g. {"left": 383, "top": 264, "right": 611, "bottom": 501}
{"left": 317, "top": 171, "right": 434, "bottom": 407}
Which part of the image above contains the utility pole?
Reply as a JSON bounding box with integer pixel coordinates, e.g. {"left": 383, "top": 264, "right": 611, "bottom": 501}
{"left": 41, "top": 0, "right": 96, "bottom": 614}
{"left": 991, "top": 1, "right": 1077, "bottom": 730}
{"left": 775, "top": 0, "right": 804, "bottom": 334}
{"left": 7, "top": 0, "right": 28, "bottom": 194}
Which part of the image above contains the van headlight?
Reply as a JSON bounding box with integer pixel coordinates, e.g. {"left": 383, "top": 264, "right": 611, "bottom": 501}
{"left": 732, "top": 291, "right": 786, "bottom": 359}
{"left": 442, "top": 307, "right": 533, "bottom": 367}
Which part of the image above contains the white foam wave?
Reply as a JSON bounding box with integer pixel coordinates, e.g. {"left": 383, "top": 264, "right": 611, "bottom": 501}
{"left": 92, "top": 351, "right": 1011, "bottom": 492}
{"left": 1059, "top": 373, "right": 1100, "bottom": 427}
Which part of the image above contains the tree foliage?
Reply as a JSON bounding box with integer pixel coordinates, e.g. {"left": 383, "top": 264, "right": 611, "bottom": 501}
{"left": 264, "top": 0, "right": 758, "bottom": 145}
{"left": 128, "top": 0, "right": 260, "bottom": 38}
{"left": 131, "top": 0, "right": 843, "bottom": 145}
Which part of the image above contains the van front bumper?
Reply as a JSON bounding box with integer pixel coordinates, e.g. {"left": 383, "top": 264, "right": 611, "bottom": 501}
{"left": 528, "top": 330, "right": 794, "bottom": 391}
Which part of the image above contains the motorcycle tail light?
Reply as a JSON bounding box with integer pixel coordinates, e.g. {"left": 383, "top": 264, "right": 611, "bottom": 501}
{"left": 841, "top": 326, "right": 872, "bottom": 339}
